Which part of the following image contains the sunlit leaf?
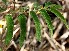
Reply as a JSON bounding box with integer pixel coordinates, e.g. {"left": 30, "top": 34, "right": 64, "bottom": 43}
{"left": 45, "top": 2, "right": 52, "bottom": 8}
{"left": 52, "top": 5, "right": 62, "bottom": 9}
{"left": 17, "top": 14, "right": 26, "bottom": 47}
{"left": 45, "top": 2, "right": 62, "bottom": 9}
{"left": 33, "top": 2, "right": 40, "bottom": 9}
{"left": 48, "top": 7, "right": 69, "bottom": 29}
{"left": 40, "top": 9, "right": 54, "bottom": 37}
{"left": 30, "top": 11, "right": 41, "bottom": 41}
{"left": 5, "top": 15, "right": 14, "bottom": 45}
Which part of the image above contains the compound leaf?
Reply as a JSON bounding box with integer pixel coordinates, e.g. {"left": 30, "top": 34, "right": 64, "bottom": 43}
{"left": 48, "top": 7, "right": 69, "bottom": 29}
{"left": 5, "top": 15, "right": 14, "bottom": 45}
{"left": 40, "top": 9, "right": 54, "bottom": 37}
{"left": 18, "top": 14, "right": 26, "bottom": 47}
{"left": 45, "top": 2, "right": 62, "bottom": 9}
{"left": 30, "top": 11, "right": 41, "bottom": 42}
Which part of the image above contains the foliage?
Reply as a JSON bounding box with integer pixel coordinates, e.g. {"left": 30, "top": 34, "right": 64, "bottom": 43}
{"left": 1, "top": 1, "right": 69, "bottom": 50}
{"left": 17, "top": 14, "right": 26, "bottom": 47}
{"left": 40, "top": 9, "right": 53, "bottom": 37}
{"left": 30, "top": 11, "right": 41, "bottom": 41}
{"left": 5, "top": 15, "right": 14, "bottom": 45}
{"left": 2, "top": 0, "right": 7, "bottom": 4}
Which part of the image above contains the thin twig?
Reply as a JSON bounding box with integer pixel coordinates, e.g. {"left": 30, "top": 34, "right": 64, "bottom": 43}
{"left": 26, "top": 2, "right": 33, "bottom": 39}
{"left": 53, "top": 22, "right": 63, "bottom": 38}
{"left": 43, "top": 28, "right": 59, "bottom": 51}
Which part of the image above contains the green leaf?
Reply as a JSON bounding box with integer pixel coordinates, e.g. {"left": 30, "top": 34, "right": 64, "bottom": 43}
{"left": 45, "top": 2, "right": 52, "bottom": 8}
{"left": 33, "top": 2, "right": 40, "bottom": 9}
{"left": 45, "top": 2, "right": 62, "bottom": 9}
{"left": 0, "top": 48, "right": 2, "bottom": 51}
{"left": 17, "top": 14, "right": 26, "bottom": 47}
{"left": 40, "top": 9, "right": 54, "bottom": 37}
{"left": 0, "top": 7, "right": 5, "bottom": 12}
{"left": 5, "top": 15, "right": 14, "bottom": 45}
{"left": 30, "top": 11, "right": 41, "bottom": 41}
{"left": 52, "top": 5, "right": 62, "bottom": 9}
{"left": 33, "top": 2, "right": 42, "bottom": 11}
{"left": 48, "top": 7, "right": 69, "bottom": 29}
{"left": 2, "top": 0, "right": 7, "bottom": 4}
